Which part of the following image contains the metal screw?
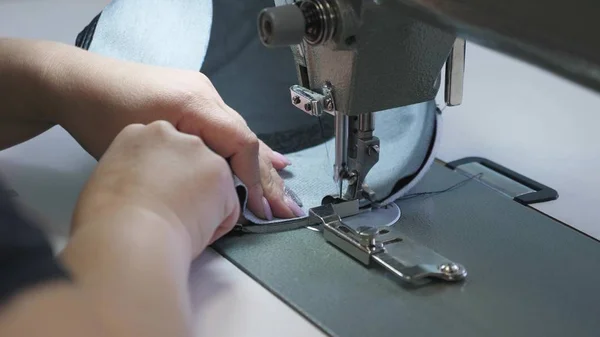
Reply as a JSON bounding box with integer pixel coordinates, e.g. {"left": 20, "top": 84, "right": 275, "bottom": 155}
{"left": 346, "top": 171, "right": 358, "bottom": 185}
{"left": 325, "top": 98, "right": 334, "bottom": 111}
{"left": 369, "top": 144, "right": 380, "bottom": 155}
{"left": 292, "top": 96, "right": 301, "bottom": 105}
{"left": 357, "top": 227, "right": 380, "bottom": 249}
{"left": 304, "top": 103, "right": 312, "bottom": 111}
{"left": 439, "top": 263, "right": 460, "bottom": 275}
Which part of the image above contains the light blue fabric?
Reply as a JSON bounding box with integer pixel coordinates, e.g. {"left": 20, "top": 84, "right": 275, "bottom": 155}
{"left": 86, "top": 0, "right": 440, "bottom": 226}
{"left": 90, "top": 0, "right": 212, "bottom": 70}
{"left": 243, "top": 104, "right": 440, "bottom": 225}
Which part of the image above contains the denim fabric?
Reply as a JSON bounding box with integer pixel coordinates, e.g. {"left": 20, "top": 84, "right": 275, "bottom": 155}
{"left": 84, "top": 0, "right": 440, "bottom": 226}
{"left": 243, "top": 103, "right": 440, "bottom": 225}
{"left": 89, "top": 0, "right": 212, "bottom": 70}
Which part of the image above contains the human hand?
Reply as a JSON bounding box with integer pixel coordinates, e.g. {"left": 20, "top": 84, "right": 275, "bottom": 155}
{"left": 71, "top": 121, "right": 239, "bottom": 257}
{"left": 52, "top": 52, "right": 302, "bottom": 220}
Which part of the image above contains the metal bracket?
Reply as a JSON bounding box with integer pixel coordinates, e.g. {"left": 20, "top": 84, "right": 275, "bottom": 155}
{"left": 444, "top": 38, "right": 466, "bottom": 107}
{"left": 290, "top": 84, "right": 335, "bottom": 117}
{"left": 310, "top": 202, "right": 467, "bottom": 285}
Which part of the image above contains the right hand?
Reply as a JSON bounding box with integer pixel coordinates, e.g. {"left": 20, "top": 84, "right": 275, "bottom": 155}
{"left": 71, "top": 121, "right": 240, "bottom": 257}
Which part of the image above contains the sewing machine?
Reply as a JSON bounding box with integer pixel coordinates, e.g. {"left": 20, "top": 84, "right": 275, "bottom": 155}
{"left": 258, "top": 0, "right": 457, "bottom": 196}
{"left": 254, "top": 0, "right": 469, "bottom": 285}
{"left": 211, "top": 1, "right": 600, "bottom": 336}
{"left": 0, "top": 1, "right": 598, "bottom": 336}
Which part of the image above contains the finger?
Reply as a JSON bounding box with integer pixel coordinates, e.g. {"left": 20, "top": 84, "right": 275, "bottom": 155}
{"left": 202, "top": 151, "right": 240, "bottom": 245}
{"left": 198, "top": 73, "right": 226, "bottom": 105}
{"left": 196, "top": 74, "right": 246, "bottom": 126}
{"left": 259, "top": 140, "right": 291, "bottom": 170}
{"left": 216, "top": 100, "right": 290, "bottom": 170}
{"left": 177, "top": 104, "right": 267, "bottom": 219}
{"left": 269, "top": 151, "right": 291, "bottom": 170}
{"left": 208, "top": 198, "right": 240, "bottom": 245}
{"left": 259, "top": 155, "right": 305, "bottom": 219}
{"left": 208, "top": 221, "right": 235, "bottom": 245}
{"left": 218, "top": 99, "right": 249, "bottom": 127}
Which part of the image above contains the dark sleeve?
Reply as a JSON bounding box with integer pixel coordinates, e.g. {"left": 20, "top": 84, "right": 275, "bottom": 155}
{"left": 0, "top": 181, "right": 70, "bottom": 305}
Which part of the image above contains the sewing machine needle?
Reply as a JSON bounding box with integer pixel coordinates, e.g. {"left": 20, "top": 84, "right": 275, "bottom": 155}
{"left": 334, "top": 111, "right": 348, "bottom": 196}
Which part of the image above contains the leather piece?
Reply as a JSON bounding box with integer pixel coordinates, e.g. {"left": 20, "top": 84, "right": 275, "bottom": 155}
{"left": 215, "top": 163, "right": 600, "bottom": 337}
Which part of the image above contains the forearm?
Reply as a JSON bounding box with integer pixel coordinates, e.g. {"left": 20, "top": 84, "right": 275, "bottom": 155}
{"left": 0, "top": 38, "right": 179, "bottom": 155}
{"left": 0, "top": 38, "right": 119, "bottom": 123}
{"left": 0, "top": 281, "right": 109, "bottom": 337}
{"left": 0, "top": 213, "right": 193, "bottom": 337}
{"left": 60, "top": 206, "right": 194, "bottom": 337}
{"left": 0, "top": 39, "right": 59, "bottom": 149}
{"left": 0, "top": 39, "right": 56, "bottom": 122}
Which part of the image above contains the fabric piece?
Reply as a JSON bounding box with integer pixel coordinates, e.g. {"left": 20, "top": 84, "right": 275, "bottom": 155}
{"left": 0, "top": 181, "right": 70, "bottom": 305}
{"left": 84, "top": 0, "right": 440, "bottom": 228}
{"left": 243, "top": 103, "right": 439, "bottom": 225}
{"left": 200, "top": 0, "right": 334, "bottom": 153}
{"left": 89, "top": 0, "right": 212, "bottom": 70}
{"left": 75, "top": 13, "right": 101, "bottom": 50}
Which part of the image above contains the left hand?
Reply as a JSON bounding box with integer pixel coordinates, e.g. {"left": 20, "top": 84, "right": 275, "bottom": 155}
{"left": 51, "top": 48, "right": 300, "bottom": 220}
{"left": 0, "top": 39, "right": 300, "bottom": 220}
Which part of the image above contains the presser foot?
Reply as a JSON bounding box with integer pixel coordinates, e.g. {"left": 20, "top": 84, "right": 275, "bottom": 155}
{"left": 309, "top": 201, "right": 467, "bottom": 285}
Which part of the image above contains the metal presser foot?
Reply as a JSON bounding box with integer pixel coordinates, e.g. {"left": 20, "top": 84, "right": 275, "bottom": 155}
{"left": 309, "top": 200, "right": 467, "bottom": 285}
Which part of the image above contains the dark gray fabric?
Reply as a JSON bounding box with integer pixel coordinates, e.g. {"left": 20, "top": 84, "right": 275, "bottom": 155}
{"left": 201, "top": 0, "right": 334, "bottom": 153}
{"left": 0, "top": 181, "right": 70, "bottom": 305}
{"left": 215, "top": 163, "right": 600, "bottom": 337}
{"left": 75, "top": 13, "right": 100, "bottom": 50}
{"left": 83, "top": 0, "right": 440, "bottom": 227}
{"left": 82, "top": 0, "right": 331, "bottom": 154}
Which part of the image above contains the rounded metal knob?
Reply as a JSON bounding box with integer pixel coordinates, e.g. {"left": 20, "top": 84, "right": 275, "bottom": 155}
{"left": 258, "top": 5, "right": 306, "bottom": 47}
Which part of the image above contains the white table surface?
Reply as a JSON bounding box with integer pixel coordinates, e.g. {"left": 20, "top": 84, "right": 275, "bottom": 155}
{"left": 0, "top": 126, "right": 325, "bottom": 337}
{"left": 2, "top": 1, "right": 599, "bottom": 336}
{"left": 436, "top": 44, "right": 600, "bottom": 240}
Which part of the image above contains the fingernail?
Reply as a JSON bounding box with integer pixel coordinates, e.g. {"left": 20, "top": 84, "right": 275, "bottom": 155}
{"left": 273, "top": 151, "right": 292, "bottom": 166}
{"left": 262, "top": 197, "right": 274, "bottom": 220}
{"left": 284, "top": 186, "right": 303, "bottom": 207}
{"left": 285, "top": 196, "right": 306, "bottom": 217}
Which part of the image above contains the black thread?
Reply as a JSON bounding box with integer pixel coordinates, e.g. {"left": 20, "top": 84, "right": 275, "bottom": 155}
{"left": 318, "top": 115, "right": 327, "bottom": 139}
{"left": 396, "top": 173, "right": 483, "bottom": 201}
{"left": 362, "top": 173, "right": 483, "bottom": 209}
